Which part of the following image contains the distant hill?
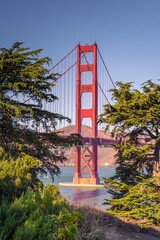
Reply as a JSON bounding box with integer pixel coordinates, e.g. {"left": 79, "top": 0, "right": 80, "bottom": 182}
{"left": 57, "top": 125, "right": 116, "bottom": 166}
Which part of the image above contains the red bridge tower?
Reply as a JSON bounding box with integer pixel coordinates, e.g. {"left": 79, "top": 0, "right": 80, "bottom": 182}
{"left": 73, "top": 43, "right": 100, "bottom": 185}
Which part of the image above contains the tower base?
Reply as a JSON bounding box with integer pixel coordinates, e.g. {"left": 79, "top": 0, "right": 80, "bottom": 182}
{"left": 73, "top": 177, "right": 100, "bottom": 185}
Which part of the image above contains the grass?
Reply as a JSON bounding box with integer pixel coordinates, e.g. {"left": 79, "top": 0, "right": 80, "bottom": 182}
{"left": 69, "top": 204, "right": 160, "bottom": 240}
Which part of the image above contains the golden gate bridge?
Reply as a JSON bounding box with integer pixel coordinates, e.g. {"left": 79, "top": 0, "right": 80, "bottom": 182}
{"left": 47, "top": 42, "right": 117, "bottom": 186}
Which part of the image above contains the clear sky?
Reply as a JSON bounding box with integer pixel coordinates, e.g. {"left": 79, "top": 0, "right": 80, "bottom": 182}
{"left": 1, "top": 0, "right": 160, "bottom": 89}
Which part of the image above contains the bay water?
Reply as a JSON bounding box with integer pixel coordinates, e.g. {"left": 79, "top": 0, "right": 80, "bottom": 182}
{"left": 41, "top": 166, "right": 115, "bottom": 210}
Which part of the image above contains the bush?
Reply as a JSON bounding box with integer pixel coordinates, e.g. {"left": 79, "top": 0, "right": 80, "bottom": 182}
{"left": 0, "top": 185, "right": 80, "bottom": 240}
{"left": 0, "top": 147, "right": 41, "bottom": 202}
{"left": 104, "top": 177, "right": 160, "bottom": 226}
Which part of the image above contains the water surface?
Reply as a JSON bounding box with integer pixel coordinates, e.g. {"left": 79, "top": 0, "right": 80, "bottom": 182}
{"left": 41, "top": 166, "right": 115, "bottom": 210}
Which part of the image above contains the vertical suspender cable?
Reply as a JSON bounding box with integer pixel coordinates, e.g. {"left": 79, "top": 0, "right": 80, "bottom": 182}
{"left": 67, "top": 56, "right": 70, "bottom": 122}
{"left": 71, "top": 49, "right": 73, "bottom": 124}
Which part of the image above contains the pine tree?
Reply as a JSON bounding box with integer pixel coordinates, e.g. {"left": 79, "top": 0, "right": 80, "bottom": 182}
{"left": 99, "top": 81, "right": 160, "bottom": 226}
{"left": 99, "top": 81, "right": 160, "bottom": 179}
{"left": 104, "top": 176, "right": 160, "bottom": 226}
{"left": 0, "top": 42, "right": 80, "bottom": 177}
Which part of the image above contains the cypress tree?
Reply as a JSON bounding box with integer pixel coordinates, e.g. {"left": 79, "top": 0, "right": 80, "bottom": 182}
{"left": 99, "top": 81, "right": 160, "bottom": 226}
{"left": 0, "top": 42, "right": 79, "bottom": 177}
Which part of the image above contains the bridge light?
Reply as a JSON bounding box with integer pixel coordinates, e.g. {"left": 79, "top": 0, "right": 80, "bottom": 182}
{"left": 100, "top": 144, "right": 112, "bottom": 148}
{"left": 100, "top": 144, "right": 105, "bottom": 148}
{"left": 83, "top": 137, "right": 92, "bottom": 147}
{"left": 84, "top": 142, "right": 91, "bottom": 147}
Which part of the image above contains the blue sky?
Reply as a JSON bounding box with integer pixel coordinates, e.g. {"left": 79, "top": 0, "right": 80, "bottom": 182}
{"left": 1, "top": 0, "right": 160, "bottom": 89}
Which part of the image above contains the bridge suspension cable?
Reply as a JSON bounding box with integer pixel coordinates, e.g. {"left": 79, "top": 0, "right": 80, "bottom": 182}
{"left": 96, "top": 45, "right": 115, "bottom": 121}
{"left": 49, "top": 44, "right": 98, "bottom": 129}
{"left": 48, "top": 43, "right": 116, "bottom": 129}
{"left": 97, "top": 46, "right": 116, "bottom": 89}
{"left": 12, "top": 43, "right": 115, "bottom": 131}
{"left": 48, "top": 45, "right": 77, "bottom": 72}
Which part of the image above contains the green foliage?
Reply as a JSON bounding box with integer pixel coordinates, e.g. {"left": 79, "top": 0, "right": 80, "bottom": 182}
{"left": 99, "top": 80, "right": 160, "bottom": 179}
{"left": 100, "top": 81, "right": 160, "bottom": 226}
{"left": 0, "top": 42, "right": 80, "bottom": 177}
{"left": 104, "top": 177, "right": 160, "bottom": 226}
{"left": 0, "top": 146, "right": 42, "bottom": 201}
{"left": 113, "top": 142, "right": 153, "bottom": 184}
{"left": 0, "top": 185, "right": 80, "bottom": 240}
{"left": 103, "top": 177, "right": 129, "bottom": 198}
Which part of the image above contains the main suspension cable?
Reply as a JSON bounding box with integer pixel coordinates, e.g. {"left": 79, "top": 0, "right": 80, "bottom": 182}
{"left": 97, "top": 46, "right": 116, "bottom": 89}
{"left": 48, "top": 45, "right": 77, "bottom": 72}
{"left": 52, "top": 45, "right": 94, "bottom": 83}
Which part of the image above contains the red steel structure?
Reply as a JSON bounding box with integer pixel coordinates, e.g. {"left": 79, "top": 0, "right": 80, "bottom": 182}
{"left": 73, "top": 43, "right": 100, "bottom": 185}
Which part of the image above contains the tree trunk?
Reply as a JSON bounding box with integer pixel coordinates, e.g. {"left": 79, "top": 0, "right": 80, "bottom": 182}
{"left": 153, "top": 142, "right": 160, "bottom": 176}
